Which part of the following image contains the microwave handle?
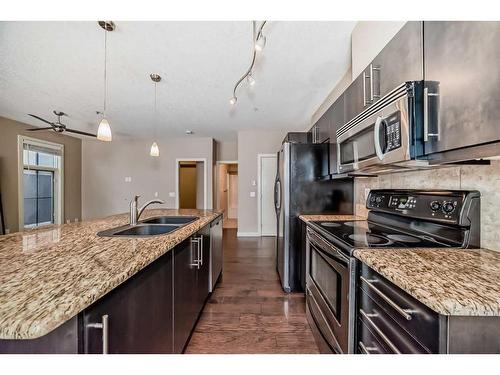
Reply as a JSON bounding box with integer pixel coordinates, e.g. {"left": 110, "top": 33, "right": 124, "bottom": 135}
{"left": 423, "top": 87, "right": 440, "bottom": 142}
{"left": 374, "top": 116, "right": 385, "bottom": 160}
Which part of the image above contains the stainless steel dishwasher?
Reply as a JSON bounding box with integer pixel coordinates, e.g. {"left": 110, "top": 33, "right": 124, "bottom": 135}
{"left": 209, "top": 216, "right": 223, "bottom": 292}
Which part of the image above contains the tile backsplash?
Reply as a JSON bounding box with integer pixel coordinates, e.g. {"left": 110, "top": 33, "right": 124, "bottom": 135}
{"left": 354, "top": 161, "right": 500, "bottom": 251}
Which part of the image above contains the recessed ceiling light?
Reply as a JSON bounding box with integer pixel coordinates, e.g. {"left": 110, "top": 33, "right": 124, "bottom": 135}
{"left": 186, "top": 130, "right": 194, "bottom": 135}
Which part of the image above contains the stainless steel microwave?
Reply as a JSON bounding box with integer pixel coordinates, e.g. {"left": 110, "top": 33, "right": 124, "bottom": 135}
{"left": 337, "top": 82, "right": 424, "bottom": 174}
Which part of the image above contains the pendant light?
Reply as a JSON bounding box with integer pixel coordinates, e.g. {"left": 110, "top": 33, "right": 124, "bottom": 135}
{"left": 150, "top": 73, "right": 161, "bottom": 157}
{"left": 97, "top": 21, "right": 114, "bottom": 142}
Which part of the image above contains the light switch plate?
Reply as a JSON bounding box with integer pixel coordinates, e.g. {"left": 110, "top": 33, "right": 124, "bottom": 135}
{"left": 125, "top": 176, "right": 132, "bottom": 183}
{"left": 154, "top": 192, "right": 159, "bottom": 198}
{"left": 169, "top": 192, "right": 175, "bottom": 198}
{"left": 250, "top": 191, "right": 256, "bottom": 198}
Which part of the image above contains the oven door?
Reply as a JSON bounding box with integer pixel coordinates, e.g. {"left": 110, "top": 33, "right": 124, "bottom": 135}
{"left": 306, "top": 229, "right": 350, "bottom": 353}
{"left": 337, "top": 83, "right": 412, "bottom": 174}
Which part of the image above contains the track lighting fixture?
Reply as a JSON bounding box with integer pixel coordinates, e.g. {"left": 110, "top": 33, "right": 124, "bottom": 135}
{"left": 229, "top": 21, "right": 267, "bottom": 106}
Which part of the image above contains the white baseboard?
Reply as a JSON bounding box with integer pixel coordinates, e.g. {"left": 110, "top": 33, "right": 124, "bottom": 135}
{"left": 237, "top": 231, "right": 260, "bottom": 237}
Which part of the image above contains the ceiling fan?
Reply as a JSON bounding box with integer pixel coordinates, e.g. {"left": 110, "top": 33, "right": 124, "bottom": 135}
{"left": 27, "top": 110, "right": 97, "bottom": 138}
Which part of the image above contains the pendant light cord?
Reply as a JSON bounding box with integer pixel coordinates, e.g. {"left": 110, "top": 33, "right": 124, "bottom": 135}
{"left": 103, "top": 28, "right": 107, "bottom": 116}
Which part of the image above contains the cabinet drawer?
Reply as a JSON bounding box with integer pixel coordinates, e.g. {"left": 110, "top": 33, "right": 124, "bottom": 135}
{"left": 358, "top": 288, "right": 431, "bottom": 354}
{"left": 357, "top": 317, "right": 392, "bottom": 354}
{"left": 359, "top": 263, "right": 439, "bottom": 353}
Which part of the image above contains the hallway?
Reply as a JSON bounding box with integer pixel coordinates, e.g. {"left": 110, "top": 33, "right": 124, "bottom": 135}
{"left": 185, "top": 229, "right": 319, "bottom": 354}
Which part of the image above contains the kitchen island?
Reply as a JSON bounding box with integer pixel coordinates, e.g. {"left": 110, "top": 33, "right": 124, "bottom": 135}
{"left": 0, "top": 208, "right": 222, "bottom": 353}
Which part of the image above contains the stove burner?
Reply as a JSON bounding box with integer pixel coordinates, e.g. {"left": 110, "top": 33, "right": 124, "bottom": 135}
{"left": 386, "top": 234, "right": 421, "bottom": 243}
{"left": 348, "top": 233, "right": 392, "bottom": 246}
{"left": 320, "top": 222, "right": 341, "bottom": 228}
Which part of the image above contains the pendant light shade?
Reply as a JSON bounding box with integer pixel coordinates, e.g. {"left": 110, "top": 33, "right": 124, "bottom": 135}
{"left": 150, "top": 141, "right": 160, "bottom": 157}
{"left": 97, "top": 118, "right": 112, "bottom": 142}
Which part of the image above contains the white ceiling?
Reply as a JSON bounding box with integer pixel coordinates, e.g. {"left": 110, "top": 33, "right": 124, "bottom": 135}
{"left": 0, "top": 21, "right": 355, "bottom": 141}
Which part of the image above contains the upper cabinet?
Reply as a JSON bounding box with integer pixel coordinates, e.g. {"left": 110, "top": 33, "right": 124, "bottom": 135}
{"left": 344, "top": 22, "right": 423, "bottom": 124}
{"left": 422, "top": 21, "right": 500, "bottom": 156}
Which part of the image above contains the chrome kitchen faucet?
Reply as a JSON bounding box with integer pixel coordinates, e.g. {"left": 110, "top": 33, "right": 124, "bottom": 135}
{"left": 129, "top": 195, "right": 165, "bottom": 225}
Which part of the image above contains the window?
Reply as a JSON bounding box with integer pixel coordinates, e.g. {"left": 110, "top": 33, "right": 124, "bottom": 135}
{"left": 18, "top": 136, "right": 64, "bottom": 229}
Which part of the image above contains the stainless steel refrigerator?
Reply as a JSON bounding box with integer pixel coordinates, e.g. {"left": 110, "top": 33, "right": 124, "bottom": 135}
{"left": 274, "top": 133, "right": 353, "bottom": 292}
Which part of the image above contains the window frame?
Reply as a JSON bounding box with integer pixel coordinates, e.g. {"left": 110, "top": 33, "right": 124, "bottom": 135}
{"left": 17, "top": 135, "right": 64, "bottom": 230}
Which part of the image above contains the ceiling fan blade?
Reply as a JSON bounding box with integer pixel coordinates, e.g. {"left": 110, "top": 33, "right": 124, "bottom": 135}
{"left": 26, "top": 127, "right": 55, "bottom": 131}
{"left": 64, "top": 128, "right": 97, "bottom": 137}
{"left": 28, "top": 114, "right": 55, "bottom": 126}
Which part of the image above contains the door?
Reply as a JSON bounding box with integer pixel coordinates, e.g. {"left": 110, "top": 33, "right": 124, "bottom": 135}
{"left": 227, "top": 174, "right": 238, "bottom": 218}
{"left": 84, "top": 251, "right": 173, "bottom": 354}
{"left": 423, "top": 21, "right": 500, "bottom": 155}
{"left": 260, "top": 155, "right": 277, "bottom": 236}
{"left": 173, "top": 239, "right": 199, "bottom": 353}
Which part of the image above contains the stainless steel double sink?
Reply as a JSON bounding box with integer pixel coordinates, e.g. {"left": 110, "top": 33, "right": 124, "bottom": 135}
{"left": 97, "top": 216, "right": 198, "bottom": 238}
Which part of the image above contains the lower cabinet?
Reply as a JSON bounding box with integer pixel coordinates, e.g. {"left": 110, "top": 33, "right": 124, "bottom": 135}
{"left": 83, "top": 249, "right": 174, "bottom": 354}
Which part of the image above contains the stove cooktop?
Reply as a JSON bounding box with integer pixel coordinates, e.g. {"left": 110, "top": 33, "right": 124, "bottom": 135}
{"left": 311, "top": 220, "right": 450, "bottom": 251}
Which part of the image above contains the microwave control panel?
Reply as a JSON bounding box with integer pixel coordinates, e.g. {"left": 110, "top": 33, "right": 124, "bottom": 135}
{"left": 382, "top": 111, "right": 401, "bottom": 152}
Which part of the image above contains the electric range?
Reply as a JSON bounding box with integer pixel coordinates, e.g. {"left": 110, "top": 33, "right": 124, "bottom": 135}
{"left": 304, "top": 189, "right": 481, "bottom": 354}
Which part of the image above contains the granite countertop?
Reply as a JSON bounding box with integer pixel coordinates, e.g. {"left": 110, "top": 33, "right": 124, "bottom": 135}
{"left": 299, "top": 214, "right": 365, "bottom": 222}
{"left": 354, "top": 248, "right": 500, "bottom": 317}
{"left": 0, "top": 209, "right": 222, "bottom": 340}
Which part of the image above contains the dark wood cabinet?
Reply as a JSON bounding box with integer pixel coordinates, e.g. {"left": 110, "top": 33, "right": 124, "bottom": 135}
{"left": 422, "top": 21, "right": 500, "bottom": 156}
{"left": 327, "top": 94, "right": 345, "bottom": 175}
{"left": 344, "top": 22, "right": 423, "bottom": 125}
{"left": 173, "top": 238, "right": 199, "bottom": 353}
{"left": 83, "top": 250, "right": 174, "bottom": 354}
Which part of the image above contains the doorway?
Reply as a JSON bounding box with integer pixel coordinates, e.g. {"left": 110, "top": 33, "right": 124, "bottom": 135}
{"left": 176, "top": 159, "right": 207, "bottom": 209}
{"left": 216, "top": 161, "right": 238, "bottom": 229}
{"left": 258, "top": 154, "right": 277, "bottom": 236}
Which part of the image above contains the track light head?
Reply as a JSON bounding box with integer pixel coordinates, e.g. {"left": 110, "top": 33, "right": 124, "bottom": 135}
{"left": 255, "top": 35, "right": 266, "bottom": 52}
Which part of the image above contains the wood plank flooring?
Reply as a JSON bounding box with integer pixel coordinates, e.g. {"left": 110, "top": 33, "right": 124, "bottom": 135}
{"left": 185, "top": 229, "right": 319, "bottom": 354}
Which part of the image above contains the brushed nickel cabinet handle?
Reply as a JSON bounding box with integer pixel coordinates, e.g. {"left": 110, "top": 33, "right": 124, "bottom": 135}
{"left": 87, "top": 314, "right": 109, "bottom": 354}
{"left": 370, "top": 64, "right": 381, "bottom": 101}
{"left": 359, "top": 340, "right": 379, "bottom": 354}
{"left": 190, "top": 237, "right": 201, "bottom": 268}
{"left": 360, "top": 276, "right": 413, "bottom": 320}
{"left": 360, "top": 309, "right": 401, "bottom": 354}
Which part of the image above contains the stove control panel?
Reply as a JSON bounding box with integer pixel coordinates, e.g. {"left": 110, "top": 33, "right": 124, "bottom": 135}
{"left": 366, "top": 189, "right": 479, "bottom": 225}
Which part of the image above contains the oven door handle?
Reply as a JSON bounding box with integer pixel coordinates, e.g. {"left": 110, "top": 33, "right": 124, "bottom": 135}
{"left": 307, "top": 230, "right": 349, "bottom": 265}
{"left": 374, "top": 116, "right": 385, "bottom": 161}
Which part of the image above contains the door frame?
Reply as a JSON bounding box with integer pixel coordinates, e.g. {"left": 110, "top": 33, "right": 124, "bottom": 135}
{"left": 215, "top": 160, "right": 238, "bottom": 217}
{"left": 257, "top": 153, "right": 277, "bottom": 236}
{"left": 175, "top": 158, "right": 207, "bottom": 209}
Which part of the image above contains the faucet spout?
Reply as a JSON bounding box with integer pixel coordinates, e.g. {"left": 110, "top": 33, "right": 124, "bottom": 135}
{"left": 129, "top": 196, "right": 164, "bottom": 225}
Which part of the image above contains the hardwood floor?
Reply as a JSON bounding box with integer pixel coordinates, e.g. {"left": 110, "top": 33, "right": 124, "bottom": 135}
{"left": 185, "top": 229, "right": 319, "bottom": 354}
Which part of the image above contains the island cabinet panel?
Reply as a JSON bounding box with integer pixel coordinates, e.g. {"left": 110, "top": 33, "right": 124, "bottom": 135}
{"left": 83, "top": 250, "right": 174, "bottom": 354}
{"left": 173, "top": 238, "right": 199, "bottom": 353}
{"left": 173, "top": 225, "right": 212, "bottom": 353}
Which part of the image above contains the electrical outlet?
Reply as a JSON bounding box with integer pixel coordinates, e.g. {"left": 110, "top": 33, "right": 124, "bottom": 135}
{"left": 5, "top": 228, "right": 10, "bottom": 234}
{"left": 168, "top": 192, "right": 175, "bottom": 198}
{"left": 250, "top": 191, "right": 256, "bottom": 198}
{"left": 365, "top": 188, "right": 371, "bottom": 202}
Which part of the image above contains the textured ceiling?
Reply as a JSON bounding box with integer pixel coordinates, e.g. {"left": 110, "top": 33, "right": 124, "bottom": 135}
{"left": 0, "top": 21, "right": 355, "bottom": 141}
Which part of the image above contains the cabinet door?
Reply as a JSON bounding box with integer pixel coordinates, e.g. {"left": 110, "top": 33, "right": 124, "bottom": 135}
{"left": 344, "top": 73, "right": 367, "bottom": 124}
{"left": 83, "top": 251, "right": 173, "bottom": 354}
{"left": 328, "top": 94, "right": 345, "bottom": 175}
{"left": 173, "top": 238, "right": 199, "bottom": 353}
{"left": 316, "top": 112, "right": 331, "bottom": 144}
{"left": 196, "top": 226, "right": 211, "bottom": 313}
{"left": 423, "top": 21, "right": 500, "bottom": 155}
{"left": 371, "top": 21, "right": 423, "bottom": 100}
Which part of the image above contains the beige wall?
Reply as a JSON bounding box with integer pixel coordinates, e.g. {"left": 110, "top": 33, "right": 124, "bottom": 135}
{"left": 82, "top": 136, "right": 213, "bottom": 219}
{"left": 215, "top": 140, "right": 238, "bottom": 161}
{"left": 237, "top": 130, "right": 285, "bottom": 235}
{"left": 0, "top": 116, "right": 82, "bottom": 233}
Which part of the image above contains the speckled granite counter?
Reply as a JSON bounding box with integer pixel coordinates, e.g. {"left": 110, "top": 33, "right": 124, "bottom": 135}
{"left": 0, "top": 209, "right": 222, "bottom": 340}
{"left": 299, "top": 214, "right": 365, "bottom": 222}
{"left": 354, "top": 248, "right": 500, "bottom": 317}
